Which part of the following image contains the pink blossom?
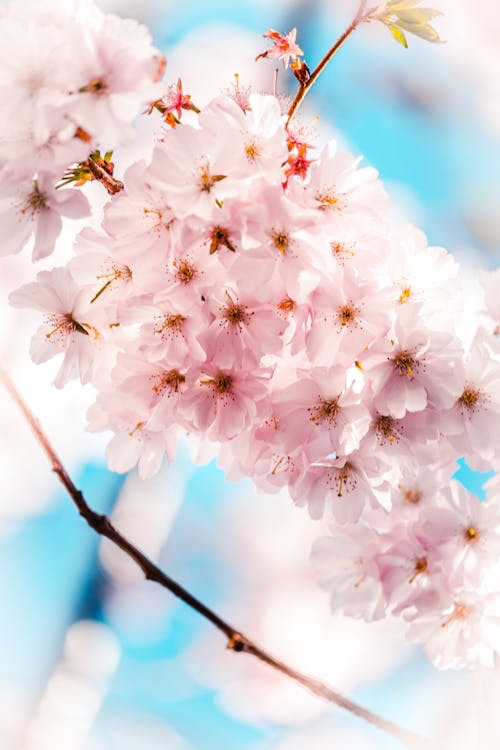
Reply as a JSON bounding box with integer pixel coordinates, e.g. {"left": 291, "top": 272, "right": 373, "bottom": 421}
{"left": 405, "top": 591, "right": 500, "bottom": 670}
{"left": 363, "top": 303, "right": 462, "bottom": 419}
{"left": 177, "top": 358, "right": 272, "bottom": 442}
{"left": 0, "top": 174, "right": 89, "bottom": 260}
{"left": 256, "top": 28, "right": 304, "bottom": 69}
{"left": 9, "top": 267, "right": 101, "bottom": 387}
{"left": 311, "top": 525, "right": 386, "bottom": 621}
{"left": 440, "top": 330, "right": 500, "bottom": 463}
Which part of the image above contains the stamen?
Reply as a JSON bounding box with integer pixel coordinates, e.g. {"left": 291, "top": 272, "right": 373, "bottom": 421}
{"left": 464, "top": 526, "right": 479, "bottom": 543}
{"left": 199, "top": 161, "right": 226, "bottom": 192}
{"left": 277, "top": 296, "right": 295, "bottom": 314}
{"left": 209, "top": 226, "right": 236, "bottom": 254}
{"left": 399, "top": 287, "right": 412, "bottom": 304}
{"left": 222, "top": 292, "right": 250, "bottom": 329}
{"left": 152, "top": 369, "right": 185, "bottom": 395}
{"left": 441, "top": 603, "right": 470, "bottom": 628}
{"left": 309, "top": 399, "right": 339, "bottom": 425}
{"left": 173, "top": 259, "right": 197, "bottom": 285}
{"left": 316, "top": 192, "right": 339, "bottom": 210}
{"left": 245, "top": 141, "right": 259, "bottom": 161}
{"left": 154, "top": 313, "right": 185, "bottom": 337}
{"left": 337, "top": 302, "right": 358, "bottom": 328}
{"left": 332, "top": 462, "right": 354, "bottom": 498}
{"left": 392, "top": 350, "right": 417, "bottom": 378}
{"left": 408, "top": 556, "right": 427, "bottom": 584}
{"left": 129, "top": 421, "right": 145, "bottom": 437}
{"left": 375, "top": 414, "right": 398, "bottom": 444}
{"left": 91, "top": 264, "right": 131, "bottom": 304}
{"left": 458, "top": 387, "right": 480, "bottom": 413}
{"left": 79, "top": 78, "right": 107, "bottom": 94}
{"left": 200, "top": 373, "right": 233, "bottom": 394}
{"left": 45, "top": 313, "right": 89, "bottom": 341}
{"left": 271, "top": 457, "right": 284, "bottom": 475}
{"left": 271, "top": 231, "right": 289, "bottom": 254}
{"left": 402, "top": 488, "right": 422, "bottom": 505}
{"left": 21, "top": 181, "right": 47, "bottom": 217}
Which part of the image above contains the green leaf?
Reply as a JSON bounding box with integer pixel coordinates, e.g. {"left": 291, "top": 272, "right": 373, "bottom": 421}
{"left": 388, "top": 24, "right": 408, "bottom": 47}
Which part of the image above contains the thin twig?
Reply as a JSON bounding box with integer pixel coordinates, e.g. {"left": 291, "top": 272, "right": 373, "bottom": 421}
{"left": 1, "top": 367, "right": 428, "bottom": 750}
{"left": 287, "top": 0, "right": 369, "bottom": 124}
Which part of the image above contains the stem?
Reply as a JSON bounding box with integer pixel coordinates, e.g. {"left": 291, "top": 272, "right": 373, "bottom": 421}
{"left": 287, "top": 0, "right": 369, "bottom": 124}
{"left": 1, "top": 367, "right": 429, "bottom": 750}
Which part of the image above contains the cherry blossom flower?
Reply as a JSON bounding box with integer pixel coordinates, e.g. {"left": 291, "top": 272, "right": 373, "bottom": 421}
{"left": 415, "top": 481, "right": 500, "bottom": 588}
{"left": 440, "top": 330, "right": 500, "bottom": 464}
{"left": 405, "top": 591, "right": 500, "bottom": 669}
{"left": 311, "top": 526, "right": 386, "bottom": 621}
{"left": 363, "top": 303, "right": 462, "bottom": 419}
{"left": 0, "top": 174, "right": 89, "bottom": 260}
{"left": 9, "top": 267, "right": 101, "bottom": 387}
{"left": 256, "top": 28, "right": 304, "bottom": 69}
{"left": 177, "top": 358, "right": 273, "bottom": 442}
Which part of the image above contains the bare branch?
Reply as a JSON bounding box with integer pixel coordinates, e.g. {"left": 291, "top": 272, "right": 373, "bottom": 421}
{"left": 287, "top": 1, "right": 369, "bottom": 124}
{"left": 1, "top": 367, "right": 429, "bottom": 750}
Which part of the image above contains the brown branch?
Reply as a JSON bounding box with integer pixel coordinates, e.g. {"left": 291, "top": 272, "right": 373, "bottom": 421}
{"left": 287, "top": 0, "right": 369, "bottom": 124}
{"left": 85, "top": 156, "right": 124, "bottom": 195}
{"left": 1, "top": 367, "right": 429, "bottom": 750}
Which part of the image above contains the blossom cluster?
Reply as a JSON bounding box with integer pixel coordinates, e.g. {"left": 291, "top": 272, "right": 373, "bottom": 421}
{"left": 3, "top": 0, "right": 500, "bottom": 671}
{"left": 0, "top": 0, "right": 164, "bottom": 259}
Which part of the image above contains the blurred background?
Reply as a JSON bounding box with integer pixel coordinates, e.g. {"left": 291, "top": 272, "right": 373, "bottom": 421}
{"left": 1, "top": 1, "right": 500, "bottom": 748}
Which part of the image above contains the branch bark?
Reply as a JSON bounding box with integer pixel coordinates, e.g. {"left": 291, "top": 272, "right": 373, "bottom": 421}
{"left": 1, "top": 367, "right": 429, "bottom": 750}
{"left": 85, "top": 156, "right": 124, "bottom": 195}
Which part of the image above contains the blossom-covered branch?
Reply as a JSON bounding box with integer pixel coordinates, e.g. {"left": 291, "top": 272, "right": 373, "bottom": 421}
{"left": 0, "top": 367, "right": 427, "bottom": 750}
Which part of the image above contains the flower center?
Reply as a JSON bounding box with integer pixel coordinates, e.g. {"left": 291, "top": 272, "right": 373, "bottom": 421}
{"left": 45, "top": 313, "right": 89, "bottom": 341}
{"left": 91, "top": 263, "right": 132, "bottom": 303}
{"left": 464, "top": 526, "right": 479, "bottom": 543}
{"left": 209, "top": 226, "right": 236, "bottom": 254}
{"left": 21, "top": 181, "right": 47, "bottom": 217}
{"left": 409, "top": 556, "right": 428, "bottom": 584}
{"left": 200, "top": 373, "right": 233, "bottom": 394}
{"left": 154, "top": 313, "right": 185, "bottom": 337}
{"left": 393, "top": 350, "right": 417, "bottom": 378}
{"left": 375, "top": 414, "right": 398, "bottom": 444}
{"left": 399, "top": 287, "right": 412, "bottom": 304}
{"left": 309, "top": 399, "right": 339, "bottom": 425}
{"left": 277, "top": 296, "right": 295, "bottom": 314}
{"left": 222, "top": 292, "right": 250, "bottom": 329}
{"left": 152, "top": 369, "right": 185, "bottom": 395}
{"left": 198, "top": 161, "right": 226, "bottom": 192}
{"left": 271, "top": 231, "right": 290, "bottom": 254}
{"left": 173, "top": 259, "right": 197, "bottom": 284}
{"left": 245, "top": 141, "right": 259, "bottom": 161}
{"left": 337, "top": 303, "right": 358, "bottom": 327}
{"left": 402, "top": 488, "right": 422, "bottom": 505}
{"left": 331, "top": 462, "right": 355, "bottom": 498}
{"left": 458, "top": 387, "right": 480, "bottom": 413}
{"left": 316, "top": 192, "right": 339, "bottom": 210}
{"left": 79, "top": 78, "right": 107, "bottom": 94}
